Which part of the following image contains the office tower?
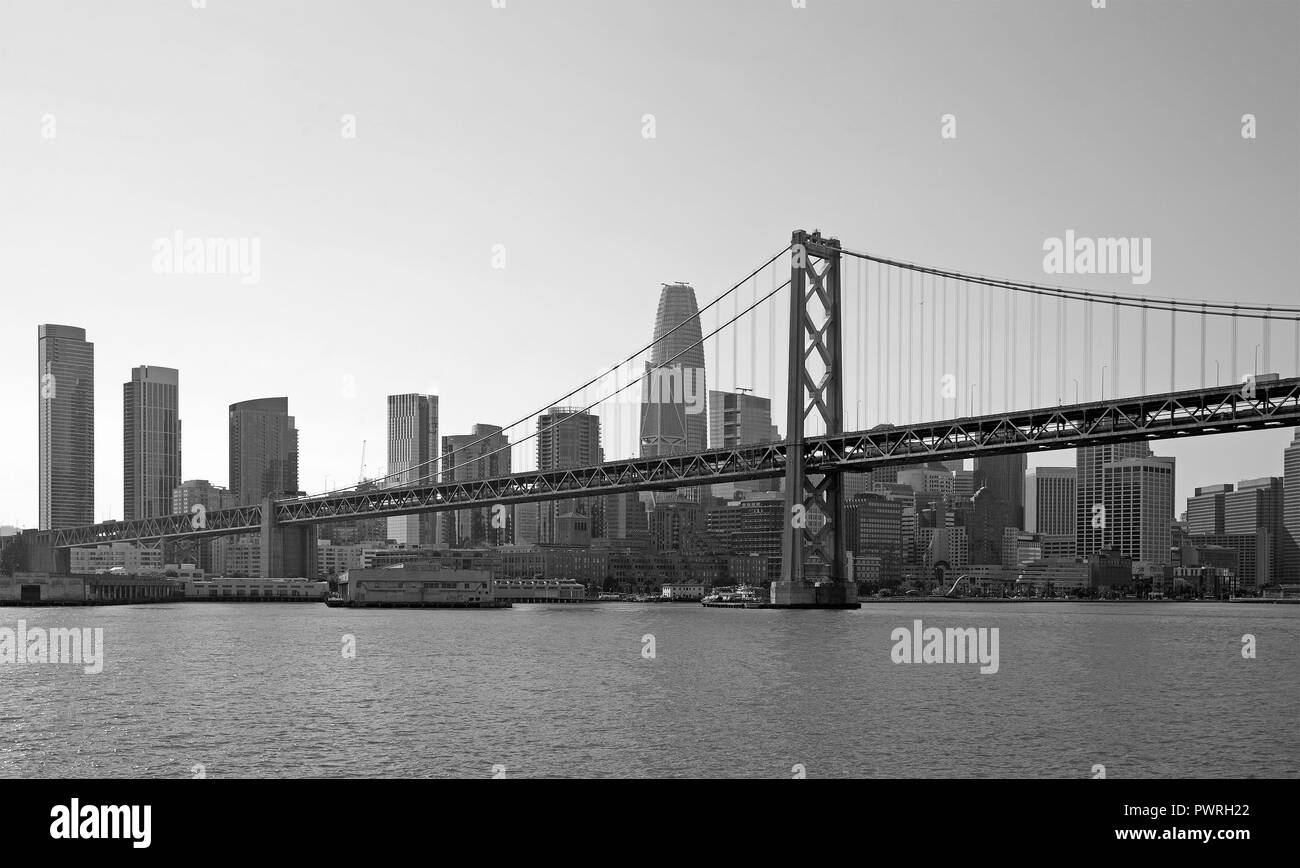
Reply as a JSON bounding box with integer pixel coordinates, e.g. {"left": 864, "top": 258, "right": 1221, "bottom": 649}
{"left": 897, "top": 468, "right": 955, "bottom": 495}
{"left": 1225, "top": 477, "right": 1284, "bottom": 584}
{"left": 441, "top": 424, "right": 511, "bottom": 546}
{"left": 969, "top": 454, "right": 1026, "bottom": 564}
{"left": 1024, "top": 467, "right": 1076, "bottom": 534}
{"left": 640, "top": 283, "right": 707, "bottom": 457}
{"left": 228, "top": 397, "right": 299, "bottom": 505}
{"left": 537, "top": 407, "right": 603, "bottom": 543}
{"left": 124, "top": 365, "right": 181, "bottom": 520}
{"left": 385, "top": 393, "right": 438, "bottom": 545}
{"left": 38, "top": 324, "right": 94, "bottom": 529}
{"left": 708, "top": 389, "right": 778, "bottom": 449}
{"left": 603, "top": 491, "right": 649, "bottom": 543}
{"left": 953, "top": 469, "right": 977, "bottom": 502}
{"left": 171, "top": 479, "right": 235, "bottom": 574}
{"left": 1283, "top": 431, "right": 1300, "bottom": 581}
{"left": 1186, "top": 484, "right": 1232, "bottom": 535}
{"left": 708, "top": 389, "right": 780, "bottom": 497}
{"left": 851, "top": 492, "right": 904, "bottom": 584}
{"left": 1103, "top": 456, "right": 1176, "bottom": 566}
{"left": 1077, "top": 442, "right": 1152, "bottom": 558}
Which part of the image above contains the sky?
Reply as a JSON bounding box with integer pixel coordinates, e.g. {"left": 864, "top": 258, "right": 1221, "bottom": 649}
{"left": 0, "top": 0, "right": 1297, "bottom": 527}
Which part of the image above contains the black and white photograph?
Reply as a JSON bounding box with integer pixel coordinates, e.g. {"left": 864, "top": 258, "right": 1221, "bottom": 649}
{"left": 0, "top": 0, "right": 1296, "bottom": 852}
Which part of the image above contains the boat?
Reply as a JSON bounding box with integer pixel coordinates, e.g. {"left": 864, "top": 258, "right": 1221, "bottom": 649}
{"left": 702, "top": 585, "right": 769, "bottom": 608}
{"left": 325, "top": 593, "right": 345, "bottom": 608}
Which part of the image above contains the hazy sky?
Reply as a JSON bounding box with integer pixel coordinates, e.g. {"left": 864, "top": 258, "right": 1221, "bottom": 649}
{"left": 1, "top": 0, "right": 1297, "bottom": 527}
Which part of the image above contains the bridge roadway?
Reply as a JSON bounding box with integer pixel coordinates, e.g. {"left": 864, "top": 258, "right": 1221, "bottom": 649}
{"left": 43, "top": 375, "right": 1300, "bottom": 550}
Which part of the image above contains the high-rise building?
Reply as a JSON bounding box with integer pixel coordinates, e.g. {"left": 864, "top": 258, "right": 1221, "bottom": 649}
{"left": 1025, "top": 467, "right": 1075, "bottom": 536}
{"left": 441, "top": 423, "right": 510, "bottom": 546}
{"left": 708, "top": 389, "right": 779, "bottom": 498}
{"left": 38, "top": 324, "right": 94, "bottom": 529}
{"left": 171, "top": 479, "right": 235, "bottom": 574}
{"left": 851, "top": 492, "right": 904, "bottom": 584}
{"left": 970, "top": 454, "right": 1026, "bottom": 564}
{"left": 640, "top": 283, "right": 707, "bottom": 457}
{"left": 536, "top": 407, "right": 603, "bottom": 543}
{"left": 1283, "top": 431, "right": 1300, "bottom": 581}
{"left": 1103, "top": 456, "right": 1176, "bottom": 566}
{"left": 385, "top": 393, "right": 438, "bottom": 545}
{"left": 1186, "top": 483, "right": 1232, "bottom": 535}
{"left": 1077, "top": 442, "right": 1152, "bottom": 558}
{"left": 603, "top": 492, "right": 649, "bottom": 543}
{"left": 1224, "top": 477, "right": 1284, "bottom": 585}
{"left": 228, "top": 398, "right": 299, "bottom": 505}
{"left": 124, "top": 365, "right": 181, "bottom": 520}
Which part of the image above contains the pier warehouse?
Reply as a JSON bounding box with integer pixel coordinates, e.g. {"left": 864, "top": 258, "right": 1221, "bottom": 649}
{"left": 337, "top": 567, "right": 509, "bottom": 608}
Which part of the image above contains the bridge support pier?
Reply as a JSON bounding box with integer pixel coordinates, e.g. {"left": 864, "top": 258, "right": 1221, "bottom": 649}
{"left": 771, "top": 229, "right": 859, "bottom": 610}
{"left": 259, "top": 497, "right": 317, "bottom": 579}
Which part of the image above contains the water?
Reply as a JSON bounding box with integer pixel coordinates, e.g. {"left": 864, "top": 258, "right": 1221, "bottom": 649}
{"left": 1, "top": 602, "right": 1296, "bottom": 778}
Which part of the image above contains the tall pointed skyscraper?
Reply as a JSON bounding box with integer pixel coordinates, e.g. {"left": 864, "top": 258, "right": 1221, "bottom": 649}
{"left": 640, "top": 283, "right": 707, "bottom": 457}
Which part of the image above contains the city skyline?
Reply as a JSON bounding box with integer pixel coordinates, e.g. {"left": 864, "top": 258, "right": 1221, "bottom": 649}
{"left": 2, "top": 1, "right": 1296, "bottom": 528}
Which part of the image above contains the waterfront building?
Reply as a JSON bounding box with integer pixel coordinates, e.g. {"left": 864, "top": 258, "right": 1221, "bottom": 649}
{"left": 338, "top": 568, "right": 504, "bottom": 608}
{"left": 70, "top": 542, "right": 164, "bottom": 575}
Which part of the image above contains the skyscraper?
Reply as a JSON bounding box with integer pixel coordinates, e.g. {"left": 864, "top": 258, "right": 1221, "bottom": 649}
{"left": 1103, "top": 456, "right": 1176, "bottom": 566}
{"left": 1077, "top": 442, "right": 1152, "bottom": 558}
{"left": 640, "top": 283, "right": 707, "bottom": 456}
{"left": 1224, "top": 477, "right": 1283, "bottom": 584}
{"left": 708, "top": 388, "right": 779, "bottom": 497}
{"left": 228, "top": 397, "right": 299, "bottom": 505}
{"left": 1024, "top": 467, "right": 1076, "bottom": 536}
{"left": 38, "top": 325, "right": 95, "bottom": 529}
{"left": 385, "top": 393, "right": 438, "bottom": 545}
{"left": 1284, "top": 431, "right": 1300, "bottom": 581}
{"left": 124, "top": 365, "right": 181, "bottom": 520}
{"left": 1186, "top": 483, "right": 1232, "bottom": 534}
{"left": 536, "top": 406, "right": 603, "bottom": 543}
{"left": 441, "top": 423, "right": 510, "bottom": 546}
{"left": 970, "top": 454, "right": 1026, "bottom": 564}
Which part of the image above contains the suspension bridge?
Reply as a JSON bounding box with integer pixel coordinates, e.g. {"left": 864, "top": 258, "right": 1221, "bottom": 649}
{"left": 28, "top": 230, "right": 1300, "bottom": 607}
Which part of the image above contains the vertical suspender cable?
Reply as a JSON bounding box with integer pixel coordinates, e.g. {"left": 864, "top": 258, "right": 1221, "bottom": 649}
{"left": 1200, "top": 303, "right": 1207, "bottom": 389}
{"left": 1231, "top": 306, "right": 1239, "bottom": 386}
{"left": 1111, "top": 296, "right": 1119, "bottom": 400}
{"left": 1169, "top": 300, "right": 1176, "bottom": 392}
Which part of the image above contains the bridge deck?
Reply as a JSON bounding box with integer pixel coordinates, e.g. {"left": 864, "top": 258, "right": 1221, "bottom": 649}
{"left": 45, "top": 377, "right": 1300, "bottom": 548}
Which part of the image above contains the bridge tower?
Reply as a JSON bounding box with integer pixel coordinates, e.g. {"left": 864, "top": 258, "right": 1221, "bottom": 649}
{"left": 771, "top": 229, "right": 859, "bottom": 608}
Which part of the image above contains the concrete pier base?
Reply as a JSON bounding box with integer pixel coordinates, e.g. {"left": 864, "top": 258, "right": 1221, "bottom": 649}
{"left": 768, "top": 580, "right": 861, "bottom": 609}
